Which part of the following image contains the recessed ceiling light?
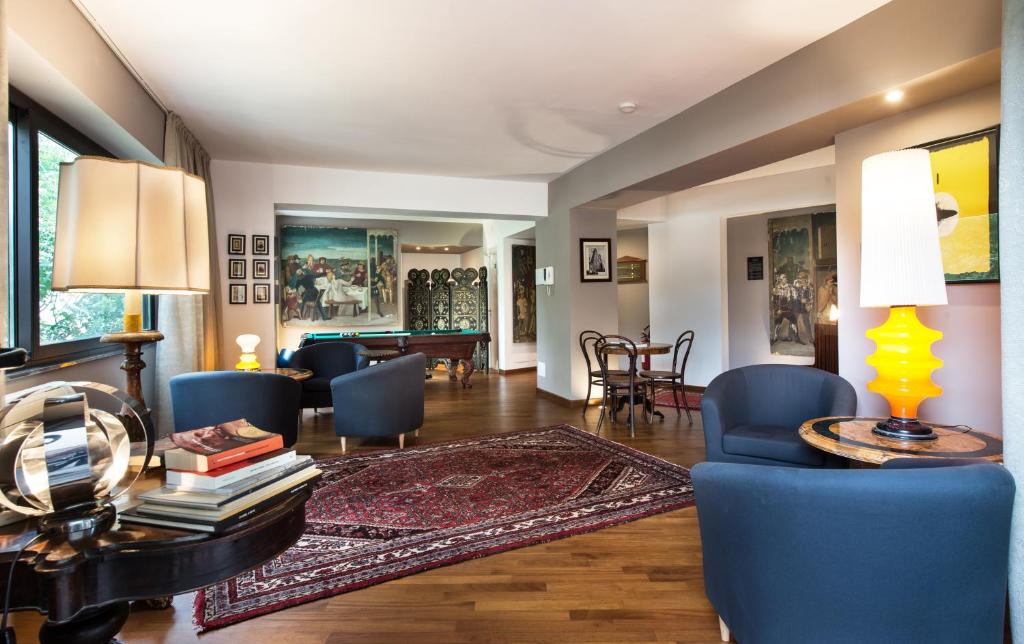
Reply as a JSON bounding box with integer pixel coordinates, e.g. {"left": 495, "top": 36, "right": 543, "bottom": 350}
{"left": 618, "top": 101, "right": 638, "bottom": 114}
{"left": 444, "top": 247, "right": 450, "bottom": 251}
{"left": 415, "top": 246, "right": 421, "bottom": 250}
{"left": 884, "top": 89, "right": 904, "bottom": 103}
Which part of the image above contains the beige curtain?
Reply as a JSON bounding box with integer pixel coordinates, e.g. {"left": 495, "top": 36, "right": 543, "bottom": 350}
{"left": 153, "top": 113, "right": 222, "bottom": 433}
{"left": 0, "top": 0, "right": 8, "bottom": 347}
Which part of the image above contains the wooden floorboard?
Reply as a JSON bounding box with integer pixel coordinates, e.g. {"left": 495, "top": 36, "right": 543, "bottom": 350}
{"left": 11, "top": 370, "right": 720, "bottom": 643}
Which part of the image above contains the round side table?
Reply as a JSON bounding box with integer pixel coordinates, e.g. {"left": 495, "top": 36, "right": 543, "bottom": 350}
{"left": 358, "top": 349, "right": 401, "bottom": 365}
{"left": 260, "top": 367, "right": 313, "bottom": 381}
{"left": 799, "top": 416, "right": 1003, "bottom": 465}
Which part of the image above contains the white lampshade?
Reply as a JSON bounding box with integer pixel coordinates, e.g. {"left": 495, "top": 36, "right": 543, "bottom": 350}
{"left": 52, "top": 157, "right": 210, "bottom": 294}
{"left": 859, "top": 149, "right": 947, "bottom": 308}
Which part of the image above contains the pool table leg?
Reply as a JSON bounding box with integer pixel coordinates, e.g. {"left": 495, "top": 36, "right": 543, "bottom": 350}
{"left": 446, "top": 358, "right": 459, "bottom": 382}
{"left": 460, "top": 358, "right": 475, "bottom": 388}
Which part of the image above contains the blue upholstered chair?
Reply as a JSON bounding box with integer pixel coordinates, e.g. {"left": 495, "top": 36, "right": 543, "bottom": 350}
{"left": 692, "top": 459, "right": 1014, "bottom": 644}
{"left": 330, "top": 353, "right": 425, "bottom": 453}
{"left": 700, "top": 364, "right": 856, "bottom": 468}
{"left": 288, "top": 341, "right": 368, "bottom": 413}
{"left": 169, "top": 371, "right": 302, "bottom": 447}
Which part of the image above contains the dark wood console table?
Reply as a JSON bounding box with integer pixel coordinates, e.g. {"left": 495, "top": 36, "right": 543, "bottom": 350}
{"left": 0, "top": 476, "right": 314, "bottom": 643}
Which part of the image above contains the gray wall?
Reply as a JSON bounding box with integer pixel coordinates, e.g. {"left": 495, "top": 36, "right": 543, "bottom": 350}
{"left": 616, "top": 228, "right": 649, "bottom": 340}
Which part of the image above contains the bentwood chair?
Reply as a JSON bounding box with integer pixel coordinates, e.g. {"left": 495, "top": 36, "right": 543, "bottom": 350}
{"left": 640, "top": 330, "right": 695, "bottom": 425}
{"left": 594, "top": 335, "right": 651, "bottom": 438}
{"left": 579, "top": 330, "right": 627, "bottom": 417}
{"left": 693, "top": 459, "right": 1014, "bottom": 643}
{"left": 170, "top": 371, "right": 302, "bottom": 447}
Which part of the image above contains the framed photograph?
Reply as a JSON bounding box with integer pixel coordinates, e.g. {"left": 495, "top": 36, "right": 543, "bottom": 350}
{"left": 227, "top": 234, "right": 246, "bottom": 255}
{"left": 917, "top": 126, "right": 1000, "bottom": 283}
{"left": 253, "top": 259, "right": 270, "bottom": 280}
{"left": 229, "top": 283, "right": 247, "bottom": 304}
{"left": 579, "top": 238, "right": 612, "bottom": 282}
{"left": 228, "top": 258, "right": 246, "bottom": 280}
{"left": 252, "top": 234, "right": 270, "bottom": 256}
{"left": 253, "top": 283, "right": 271, "bottom": 304}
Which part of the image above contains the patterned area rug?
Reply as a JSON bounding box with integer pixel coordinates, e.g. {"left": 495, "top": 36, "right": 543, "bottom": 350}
{"left": 653, "top": 390, "right": 703, "bottom": 411}
{"left": 194, "top": 424, "right": 695, "bottom": 632}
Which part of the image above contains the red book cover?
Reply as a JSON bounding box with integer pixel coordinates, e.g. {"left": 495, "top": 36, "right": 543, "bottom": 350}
{"left": 167, "top": 419, "right": 284, "bottom": 472}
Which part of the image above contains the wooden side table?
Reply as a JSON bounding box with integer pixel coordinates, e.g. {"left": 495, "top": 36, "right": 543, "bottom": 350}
{"left": 799, "top": 416, "right": 1003, "bottom": 465}
{"left": 261, "top": 367, "right": 313, "bottom": 381}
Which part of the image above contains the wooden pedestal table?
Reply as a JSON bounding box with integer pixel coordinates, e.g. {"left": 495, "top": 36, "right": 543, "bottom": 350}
{"left": 261, "top": 367, "right": 314, "bottom": 381}
{"left": 602, "top": 342, "right": 672, "bottom": 420}
{"left": 798, "top": 416, "right": 1003, "bottom": 465}
{"left": 0, "top": 477, "right": 315, "bottom": 644}
{"left": 99, "top": 331, "right": 164, "bottom": 440}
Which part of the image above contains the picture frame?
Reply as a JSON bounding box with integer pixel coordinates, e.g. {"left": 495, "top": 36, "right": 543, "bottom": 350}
{"left": 227, "top": 234, "right": 246, "bottom": 255}
{"left": 253, "top": 259, "right": 270, "bottom": 280}
{"left": 228, "top": 258, "right": 246, "bottom": 280}
{"left": 579, "top": 238, "right": 612, "bottom": 282}
{"left": 253, "top": 283, "right": 271, "bottom": 304}
{"left": 252, "top": 234, "right": 270, "bottom": 256}
{"left": 229, "top": 283, "right": 247, "bottom": 304}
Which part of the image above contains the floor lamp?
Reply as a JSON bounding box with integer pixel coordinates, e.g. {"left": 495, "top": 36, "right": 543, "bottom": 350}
{"left": 51, "top": 157, "right": 211, "bottom": 419}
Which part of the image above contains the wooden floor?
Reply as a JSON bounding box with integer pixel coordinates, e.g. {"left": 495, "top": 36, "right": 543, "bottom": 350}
{"left": 12, "top": 371, "right": 721, "bottom": 643}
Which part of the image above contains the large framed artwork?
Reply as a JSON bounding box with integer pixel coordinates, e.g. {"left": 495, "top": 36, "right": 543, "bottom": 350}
{"left": 511, "top": 245, "right": 536, "bottom": 343}
{"left": 579, "top": 238, "right": 612, "bottom": 282}
{"left": 918, "top": 126, "right": 1000, "bottom": 283}
{"left": 280, "top": 225, "right": 399, "bottom": 327}
{"left": 768, "top": 212, "right": 837, "bottom": 357}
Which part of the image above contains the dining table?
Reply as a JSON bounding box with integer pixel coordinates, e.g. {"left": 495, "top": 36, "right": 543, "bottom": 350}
{"left": 601, "top": 341, "right": 673, "bottom": 420}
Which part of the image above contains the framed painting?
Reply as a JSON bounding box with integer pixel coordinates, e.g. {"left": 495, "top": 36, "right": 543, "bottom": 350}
{"left": 918, "top": 126, "right": 1000, "bottom": 283}
{"left": 229, "top": 283, "right": 247, "bottom": 304}
{"left": 253, "top": 259, "right": 270, "bottom": 280}
{"left": 228, "top": 259, "right": 246, "bottom": 280}
{"left": 579, "top": 238, "right": 612, "bottom": 282}
{"left": 227, "top": 234, "right": 246, "bottom": 255}
{"left": 253, "top": 283, "right": 271, "bottom": 304}
{"left": 768, "top": 214, "right": 814, "bottom": 357}
{"left": 252, "top": 234, "right": 270, "bottom": 256}
{"left": 511, "top": 244, "right": 536, "bottom": 342}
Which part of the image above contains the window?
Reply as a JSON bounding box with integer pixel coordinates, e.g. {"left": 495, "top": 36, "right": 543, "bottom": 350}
{"left": 8, "top": 88, "right": 154, "bottom": 365}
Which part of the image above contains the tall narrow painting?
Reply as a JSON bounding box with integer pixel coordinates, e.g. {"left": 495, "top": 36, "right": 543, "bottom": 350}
{"left": 511, "top": 245, "right": 536, "bottom": 343}
{"left": 280, "top": 225, "right": 400, "bottom": 328}
{"left": 768, "top": 215, "right": 815, "bottom": 357}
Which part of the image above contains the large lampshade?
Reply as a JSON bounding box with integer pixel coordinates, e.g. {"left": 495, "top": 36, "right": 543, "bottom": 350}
{"left": 859, "top": 149, "right": 947, "bottom": 308}
{"left": 52, "top": 156, "right": 210, "bottom": 294}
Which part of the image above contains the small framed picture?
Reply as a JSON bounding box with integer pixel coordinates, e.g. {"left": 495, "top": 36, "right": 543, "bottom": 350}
{"left": 228, "top": 258, "right": 246, "bottom": 280}
{"left": 252, "top": 234, "right": 270, "bottom": 256}
{"left": 253, "top": 283, "right": 271, "bottom": 304}
{"left": 227, "top": 234, "right": 246, "bottom": 255}
{"left": 253, "top": 259, "right": 270, "bottom": 280}
{"left": 580, "top": 238, "right": 612, "bottom": 282}
{"left": 229, "top": 283, "right": 247, "bottom": 304}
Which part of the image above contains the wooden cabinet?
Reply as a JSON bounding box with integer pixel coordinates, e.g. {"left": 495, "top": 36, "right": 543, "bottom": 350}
{"left": 616, "top": 256, "right": 647, "bottom": 283}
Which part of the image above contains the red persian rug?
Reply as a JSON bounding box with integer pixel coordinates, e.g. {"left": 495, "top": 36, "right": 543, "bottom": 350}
{"left": 653, "top": 390, "right": 703, "bottom": 411}
{"left": 194, "top": 425, "right": 694, "bottom": 631}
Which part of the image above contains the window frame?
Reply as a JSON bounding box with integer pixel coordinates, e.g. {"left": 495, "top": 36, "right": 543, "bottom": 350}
{"left": 8, "top": 86, "right": 156, "bottom": 366}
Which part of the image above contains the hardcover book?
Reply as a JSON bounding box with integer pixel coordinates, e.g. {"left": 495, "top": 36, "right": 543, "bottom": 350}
{"left": 164, "top": 419, "right": 284, "bottom": 472}
{"left": 165, "top": 449, "right": 297, "bottom": 490}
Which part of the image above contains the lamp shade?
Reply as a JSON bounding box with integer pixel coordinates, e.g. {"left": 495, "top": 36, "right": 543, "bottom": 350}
{"left": 52, "top": 157, "right": 210, "bottom": 294}
{"left": 859, "top": 149, "right": 947, "bottom": 308}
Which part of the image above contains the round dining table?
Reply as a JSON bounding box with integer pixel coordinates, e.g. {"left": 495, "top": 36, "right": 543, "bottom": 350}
{"left": 600, "top": 341, "right": 673, "bottom": 420}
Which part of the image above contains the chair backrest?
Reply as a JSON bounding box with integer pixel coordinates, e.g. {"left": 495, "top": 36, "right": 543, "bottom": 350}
{"left": 169, "top": 371, "right": 302, "bottom": 447}
{"left": 288, "top": 341, "right": 368, "bottom": 377}
{"left": 692, "top": 461, "right": 1014, "bottom": 644}
{"left": 705, "top": 364, "right": 856, "bottom": 429}
{"left": 671, "top": 330, "right": 695, "bottom": 379}
{"left": 594, "top": 334, "right": 638, "bottom": 381}
{"left": 579, "top": 330, "right": 603, "bottom": 375}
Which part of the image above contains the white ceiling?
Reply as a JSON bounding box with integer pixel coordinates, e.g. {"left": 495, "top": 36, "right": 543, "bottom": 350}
{"left": 77, "top": 0, "right": 889, "bottom": 181}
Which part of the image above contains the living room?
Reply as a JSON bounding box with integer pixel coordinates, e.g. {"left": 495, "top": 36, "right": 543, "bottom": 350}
{"left": 0, "top": 0, "right": 1022, "bottom": 642}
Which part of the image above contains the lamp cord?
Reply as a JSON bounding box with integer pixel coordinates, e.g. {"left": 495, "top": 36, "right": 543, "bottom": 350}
{"left": 0, "top": 532, "right": 46, "bottom": 644}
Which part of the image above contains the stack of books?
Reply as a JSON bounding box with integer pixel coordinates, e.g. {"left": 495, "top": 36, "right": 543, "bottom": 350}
{"left": 120, "top": 419, "right": 319, "bottom": 533}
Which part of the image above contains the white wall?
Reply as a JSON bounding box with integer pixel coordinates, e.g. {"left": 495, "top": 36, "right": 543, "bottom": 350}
{"left": 616, "top": 228, "right": 650, "bottom": 339}
{"left": 213, "top": 160, "right": 545, "bottom": 369}
{"left": 836, "top": 84, "right": 1003, "bottom": 433}
{"left": 634, "top": 165, "right": 836, "bottom": 386}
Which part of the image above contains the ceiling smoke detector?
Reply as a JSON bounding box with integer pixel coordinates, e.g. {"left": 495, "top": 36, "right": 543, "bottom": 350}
{"left": 618, "top": 101, "right": 638, "bottom": 114}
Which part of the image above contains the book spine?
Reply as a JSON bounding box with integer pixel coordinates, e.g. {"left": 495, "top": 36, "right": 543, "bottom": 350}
{"left": 166, "top": 451, "right": 295, "bottom": 489}
{"left": 137, "top": 479, "right": 314, "bottom": 533}
{"left": 201, "top": 435, "right": 284, "bottom": 471}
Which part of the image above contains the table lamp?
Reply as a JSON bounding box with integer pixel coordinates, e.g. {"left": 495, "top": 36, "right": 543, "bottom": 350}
{"left": 52, "top": 157, "right": 210, "bottom": 414}
{"left": 235, "top": 334, "right": 261, "bottom": 371}
{"left": 860, "top": 149, "right": 947, "bottom": 441}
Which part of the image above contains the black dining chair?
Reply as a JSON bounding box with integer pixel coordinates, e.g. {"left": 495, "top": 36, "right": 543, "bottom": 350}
{"left": 579, "top": 330, "right": 626, "bottom": 417}
{"left": 594, "top": 335, "right": 651, "bottom": 438}
{"left": 640, "top": 330, "right": 695, "bottom": 425}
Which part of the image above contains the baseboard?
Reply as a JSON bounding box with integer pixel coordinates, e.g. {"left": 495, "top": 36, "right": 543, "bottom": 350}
{"left": 498, "top": 366, "right": 537, "bottom": 375}
{"left": 535, "top": 388, "right": 602, "bottom": 408}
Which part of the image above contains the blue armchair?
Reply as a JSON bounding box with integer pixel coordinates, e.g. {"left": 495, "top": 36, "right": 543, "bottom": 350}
{"left": 693, "top": 460, "right": 1014, "bottom": 644}
{"left": 288, "top": 341, "right": 368, "bottom": 413}
{"left": 701, "top": 364, "right": 856, "bottom": 467}
{"left": 169, "top": 371, "right": 302, "bottom": 447}
{"left": 330, "top": 353, "right": 425, "bottom": 452}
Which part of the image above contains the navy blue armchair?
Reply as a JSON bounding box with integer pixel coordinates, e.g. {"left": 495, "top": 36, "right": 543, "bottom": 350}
{"left": 288, "top": 341, "right": 368, "bottom": 413}
{"left": 330, "top": 353, "right": 425, "bottom": 453}
{"left": 701, "top": 364, "right": 856, "bottom": 467}
{"left": 169, "top": 371, "right": 302, "bottom": 447}
{"left": 692, "top": 460, "right": 1014, "bottom": 644}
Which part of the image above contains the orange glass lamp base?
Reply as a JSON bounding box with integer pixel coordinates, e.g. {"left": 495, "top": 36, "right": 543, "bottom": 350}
{"left": 865, "top": 305, "right": 943, "bottom": 441}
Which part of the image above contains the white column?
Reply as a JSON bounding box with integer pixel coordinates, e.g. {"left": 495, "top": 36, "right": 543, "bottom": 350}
{"left": 1002, "top": 0, "right": 1024, "bottom": 637}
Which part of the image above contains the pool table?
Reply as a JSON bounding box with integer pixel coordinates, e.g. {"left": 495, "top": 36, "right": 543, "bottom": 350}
{"left": 298, "top": 329, "right": 491, "bottom": 388}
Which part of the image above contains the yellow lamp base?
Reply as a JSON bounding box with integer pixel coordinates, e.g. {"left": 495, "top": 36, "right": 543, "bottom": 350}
{"left": 236, "top": 354, "right": 260, "bottom": 371}
{"left": 865, "top": 305, "right": 942, "bottom": 441}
